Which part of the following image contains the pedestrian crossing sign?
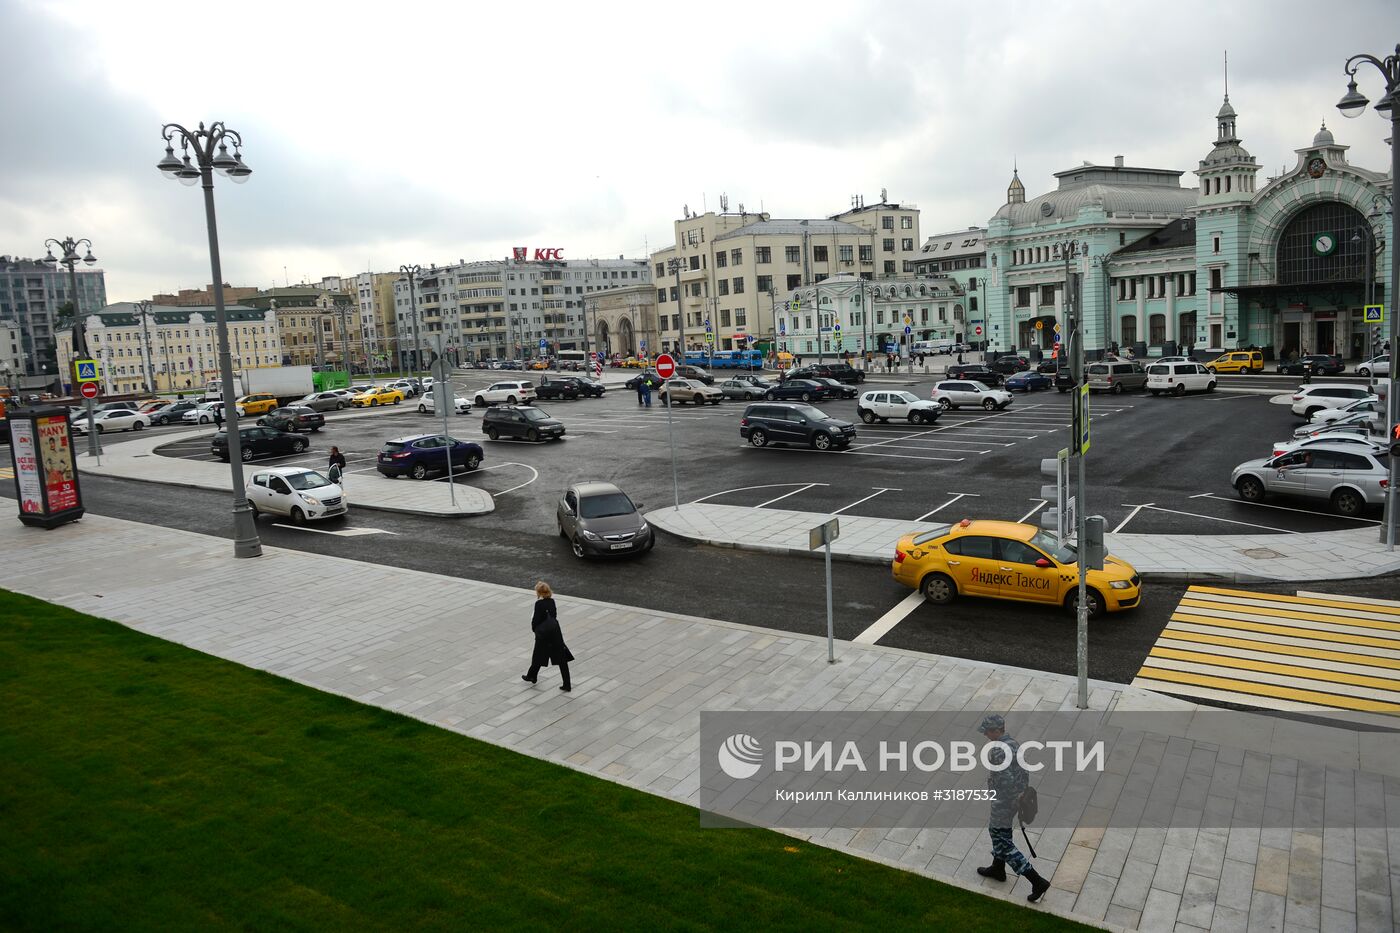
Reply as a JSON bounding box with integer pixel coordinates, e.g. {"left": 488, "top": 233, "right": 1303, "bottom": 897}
{"left": 1363, "top": 304, "right": 1385, "bottom": 323}
{"left": 73, "top": 359, "right": 99, "bottom": 383}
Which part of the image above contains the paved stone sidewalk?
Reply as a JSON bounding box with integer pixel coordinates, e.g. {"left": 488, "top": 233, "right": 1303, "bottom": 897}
{"left": 647, "top": 503, "right": 1400, "bottom": 583}
{"left": 4, "top": 514, "right": 1399, "bottom": 931}
{"left": 75, "top": 426, "right": 493, "bottom": 516}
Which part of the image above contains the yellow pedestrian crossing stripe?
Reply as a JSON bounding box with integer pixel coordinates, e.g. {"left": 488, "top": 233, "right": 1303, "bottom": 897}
{"left": 0, "top": 467, "right": 13, "bottom": 480}
{"left": 1132, "top": 585, "right": 1400, "bottom": 716}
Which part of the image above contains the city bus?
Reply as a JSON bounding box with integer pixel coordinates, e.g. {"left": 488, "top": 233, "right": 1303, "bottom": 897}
{"left": 556, "top": 349, "right": 588, "bottom": 371}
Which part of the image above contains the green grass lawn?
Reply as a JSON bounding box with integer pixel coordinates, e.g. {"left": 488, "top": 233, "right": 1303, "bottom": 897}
{"left": 0, "top": 590, "right": 1086, "bottom": 931}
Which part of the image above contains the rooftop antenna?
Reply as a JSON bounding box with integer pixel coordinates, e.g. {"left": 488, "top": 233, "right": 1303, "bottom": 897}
{"left": 880, "top": 187, "right": 887, "bottom": 202}
{"left": 719, "top": 193, "right": 729, "bottom": 212}
{"left": 1223, "top": 50, "right": 1229, "bottom": 100}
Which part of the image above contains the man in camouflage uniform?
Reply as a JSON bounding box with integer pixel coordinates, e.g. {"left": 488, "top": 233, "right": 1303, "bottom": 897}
{"left": 976, "top": 714, "right": 1051, "bottom": 903}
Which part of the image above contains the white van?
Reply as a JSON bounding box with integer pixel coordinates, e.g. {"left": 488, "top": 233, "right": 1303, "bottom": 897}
{"left": 1146, "top": 361, "right": 1216, "bottom": 396}
{"left": 912, "top": 340, "right": 952, "bottom": 355}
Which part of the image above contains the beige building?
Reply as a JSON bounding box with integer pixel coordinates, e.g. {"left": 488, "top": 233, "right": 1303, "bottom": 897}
{"left": 352, "top": 271, "right": 400, "bottom": 368}
{"left": 585, "top": 284, "right": 659, "bottom": 358}
{"left": 56, "top": 302, "right": 280, "bottom": 394}
{"left": 650, "top": 197, "right": 922, "bottom": 354}
{"left": 151, "top": 283, "right": 261, "bottom": 307}
{"left": 244, "top": 286, "right": 365, "bottom": 370}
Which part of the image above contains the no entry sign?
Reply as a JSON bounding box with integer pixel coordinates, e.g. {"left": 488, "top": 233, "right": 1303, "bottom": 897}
{"left": 79, "top": 382, "right": 99, "bottom": 399}
{"left": 656, "top": 354, "right": 676, "bottom": 379}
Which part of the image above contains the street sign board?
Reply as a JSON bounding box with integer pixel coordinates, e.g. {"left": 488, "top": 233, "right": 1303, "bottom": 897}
{"left": 974, "top": 325, "right": 983, "bottom": 336}
{"left": 73, "top": 359, "right": 99, "bottom": 383}
{"left": 1035, "top": 320, "right": 1044, "bottom": 330}
{"left": 79, "top": 382, "right": 99, "bottom": 399}
{"left": 808, "top": 517, "right": 840, "bottom": 550}
{"left": 903, "top": 325, "right": 912, "bottom": 335}
{"left": 655, "top": 354, "right": 676, "bottom": 379}
{"left": 1078, "top": 384, "right": 1091, "bottom": 454}
{"left": 538, "top": 338, "right": 548, "bottom": 349}
{"left": 1364, "top": 304, "right": 1386, "bottom": 323}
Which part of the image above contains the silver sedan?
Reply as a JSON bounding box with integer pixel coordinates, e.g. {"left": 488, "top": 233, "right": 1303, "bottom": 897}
{"left": 719, "top": 378, "right": 772, "bottom": 400}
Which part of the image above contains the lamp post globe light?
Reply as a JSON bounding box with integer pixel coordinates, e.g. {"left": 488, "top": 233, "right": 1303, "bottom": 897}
{"left": 1337, "top": 46, "right": 1400, "bottom": 550}
{"left": 43, "top": 235, "right": 100, "bottom": 458}
{"left": 157, "top": 120, "right": 261, "bottom": 559}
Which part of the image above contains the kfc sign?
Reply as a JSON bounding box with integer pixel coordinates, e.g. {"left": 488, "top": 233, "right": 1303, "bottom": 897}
{"left": 513, "top": 247, "right": 565, "bottom": 261}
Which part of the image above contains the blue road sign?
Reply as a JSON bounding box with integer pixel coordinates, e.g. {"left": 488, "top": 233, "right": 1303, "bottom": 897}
{"left": 538, "top": 338, "right": 548, "bottom": 349}
{"left": 903, "top": 325, "right": 911, "bottom": 335}
{"left": 75, "top": 360, "right": 97, "bottom": 380}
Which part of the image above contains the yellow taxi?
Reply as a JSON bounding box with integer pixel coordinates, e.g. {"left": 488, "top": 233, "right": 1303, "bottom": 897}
{"left": 528, "top": 359, "right": 549, "bottom": 371}
{"left": 1206, "top": 350, "right": 1264, "bottom": 374}
{"left": 236, "top": 393, "right": 279, "bottom": 416}
{"left": 351, "top": 385, "right": 405, "bottom": 407}
{"left": 891, "top": 519, "right": 1141, "bottom": 618}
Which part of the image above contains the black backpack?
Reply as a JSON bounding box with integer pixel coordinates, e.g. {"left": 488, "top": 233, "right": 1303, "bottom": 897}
{"left": 1017, "top": 786, "right": 1039, "bottom": 858}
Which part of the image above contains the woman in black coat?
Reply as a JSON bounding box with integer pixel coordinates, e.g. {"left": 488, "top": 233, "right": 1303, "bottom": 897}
{"left": 523, "top": 581, "right": 574, "bottom": 692}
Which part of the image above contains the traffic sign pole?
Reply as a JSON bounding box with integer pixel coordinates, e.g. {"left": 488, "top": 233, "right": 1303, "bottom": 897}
{"left": 656, "top": 354, "right": 680, "bottom": 510}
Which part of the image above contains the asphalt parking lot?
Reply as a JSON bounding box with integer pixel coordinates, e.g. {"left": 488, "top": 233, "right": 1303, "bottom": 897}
{"left": 149, "top": 370, "right": 1385, "bottom": 538}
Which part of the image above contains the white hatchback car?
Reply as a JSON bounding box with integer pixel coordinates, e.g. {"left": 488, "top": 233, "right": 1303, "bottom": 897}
{"left": 857, "top": 390, "right": 943, "bottom": 424}
{"left": 472, "top": 381, "right": 536, "bottom": 406}
{"left": 1290, "top": 384, "right": 1375, "bottom": 419}
{"left": 246, "top": 467, "right": 347, "bottom": 525}
{"left": 183, "top": 401, "right": 225, "bottom": 424}
{"left": 1146, "top": 361, "right": 1216, "bottom": 396}
{"left": 1356, "top": 354, "right": 1390, "bottom": 378}
{"left": 929, "top": 379, "right": 1013, "bottom": 411}
{"left": 417, "top": 390, "right": 472, "bottom": 414}
{"left": 71, "top": 408, "right": 149, "bottom": 434}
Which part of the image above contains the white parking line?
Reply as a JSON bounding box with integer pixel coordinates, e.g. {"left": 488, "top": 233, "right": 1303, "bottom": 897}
{"left": 1187, "top": 492, "right": 1381, "bottom": 524}
{"left": 852, "top": 591, "right": 925, "bottom": 645}
{"left": 1016, "top": 500, "right": 1048, "bottom": 523}
{"left": 1138, "top": 504, "right": 1300, "bottom": 534}
{"left": 278, "top": 525, "right": 400, "bottom": 537}
{"left": 916, "top": 492, "right": 980, "bottom": 521}
{"left": 832, "top": 488, "right": 902, "bottom": 514}
{"left": 757, "top": 483, "right": 826, "bottom": 508}
{"left": 1112, "top": 503, "right": 1153, "bottom": 533}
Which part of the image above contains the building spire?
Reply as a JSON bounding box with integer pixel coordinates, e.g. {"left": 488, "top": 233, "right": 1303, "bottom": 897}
{"left": 1006, "top": 160, "right": 1025, "bottom": 205}
{"left": 1223, "top": 50, "right": 1229, "bottom": 101}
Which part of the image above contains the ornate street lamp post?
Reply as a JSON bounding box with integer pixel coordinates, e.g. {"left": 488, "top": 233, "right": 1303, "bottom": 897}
{"left": 42, "top": 236, "right": 98, "bottom": 458}
{"left": 156, "top": 120, "right": 261, "bottom": 559}
{"left": 1337, "top": 46, "right": 1400, "bottom": 549}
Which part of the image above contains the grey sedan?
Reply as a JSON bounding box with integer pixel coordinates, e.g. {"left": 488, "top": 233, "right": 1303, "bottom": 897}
{"left": 298, "top": 391, "right": 349, "bottom": 412}
{"left": 719, "top": 378, "right": 773, "bottom": 400}
{"left": 557, "top": 482, "right": 653, "bottom": 558}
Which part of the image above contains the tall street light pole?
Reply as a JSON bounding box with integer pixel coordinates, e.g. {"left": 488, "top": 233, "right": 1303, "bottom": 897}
{"left": 1337, "top": 46, "right": 1400, "bottom": 550}
{"left": 43, "top": 236, "right": 98, "bottom": 459}
{"left": 399, "top": 264, "right": 423, "bottom": 379}
{"left": 134, "top": 299, "right": 156, "bottom": 392}
{"left": 157, "top": 120, "right": 261, "bottom": 559}
{"left": 667, "top": 257, "right": 688, "bottom": 358}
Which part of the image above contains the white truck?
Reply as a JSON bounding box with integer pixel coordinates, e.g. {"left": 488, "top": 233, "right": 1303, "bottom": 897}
{"left": 204, "top": 366, "right": 315, "bottom": 405}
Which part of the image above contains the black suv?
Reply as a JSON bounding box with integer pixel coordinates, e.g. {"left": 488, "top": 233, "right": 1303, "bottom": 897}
{"left": 624, "top": 369, "right": 661, "bottom": 390}
{"left": 1277, "top": 354, "right": 1344, "bottom": 376}
{"left": 739, "top": 402, "right": 856, "bottom": 451}
{"left": 482, "top": 405, "right": 566, "bottom": 442}
{"left": 1054, "top": 365, "right": 1078, "bottom": 393}
{"left": 257, "top": 406, "right": 325, "bottom": 432}
{"left": 677, "top": 364, "right": 715, "bottom": 385}
{"left": 564, "top": 376, "right": 606, "bottom": 398}
{"left": 988, "top": 355, "right": 1030, "bottom": 374}
{"left": 945, "top": 364, "right": 1005, "bottom": 386}
{"left": 534, "top": 377, "right": 582, "bottom": 401}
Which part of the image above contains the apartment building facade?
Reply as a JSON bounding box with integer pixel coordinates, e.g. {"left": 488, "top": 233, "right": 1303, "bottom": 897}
{"left": 0, "top": 255, "right": 107, "bottom": 376}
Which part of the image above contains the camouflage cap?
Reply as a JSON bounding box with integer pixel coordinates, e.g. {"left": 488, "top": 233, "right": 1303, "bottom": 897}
{"left": 977, "top": 714, "right": 1005, "bottom": 734}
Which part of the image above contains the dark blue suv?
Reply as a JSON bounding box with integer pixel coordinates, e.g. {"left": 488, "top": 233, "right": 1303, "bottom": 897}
{"left": 377, "top": 433, "right": 484, "bottom": 480}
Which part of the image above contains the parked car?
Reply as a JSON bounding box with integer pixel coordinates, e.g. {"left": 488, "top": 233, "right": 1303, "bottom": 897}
{"left": 929, "top": 379, "right": 1013, "bottom": 411}
{"left": 556, "top": 481, "right": 653, "bottom": 558}
{"left": 1085, "top": 360, "right": 1148, "bottom": 394}
{"left": 236, "top": 393, "right": 279, "bottom": 416}
{"left": 564, "top": 376, "right": 606, "bottom": 398}
{"left": 677, "top": 364, "right": 715, "bottom": 385}
{"left": 1356, "top": 354, "right": 1391, "bottom": 378}
{"left": 183, "top": 401, "right": 225, "bottom": 424}
{"left": 1146, "top": 361, "right": 1217, "bottom": 396}
{"left": 659, "top": 378, "right": 723, "bottom": 405}
{"left": 1270, "top": 432, "right": 1388, "bottom": 458}
{"left": 352, "top": 386, "right": 405, "bottom": 407}
{"left": 623, "top": 370, "right": 661, "bottom": 391}
{"left": 417, "top": 390, "right": 472, "bottom": 414}
{"left": 813, "top": 377, "right": 859, "bottom": 399}
{"left": 376, "top": 433, "right": 484, "bottom": 479}
{"left": 1310, "top": 397, "right": 1382, "bottom": 425}
{"left": 211, "top": 425, "right": 307, "bottom": 462}
{"left": 766, "top": 379, "right": 829, "bottom": 402}
{"left": 472, "top": 380, "right": 536, "bottom": 406}
{"left": 1035, "top": 358, "right": 1062, "bottom": 374}
{"left": 246, "top": 467, "right": 347, "bottom": 524}
{"left": 988, "top": 355, "right": 1030, "bottom": 375}
{"left": 890, "top": 519, "right": 1141, "bottom": 618}
{"left": 1232, "top": 444, "right": 1390, "bottom": 516}
{"left": 257, "top": 406, "right": 325, "bottom": 433}
{"left": 534, "top": 377, "right": 582, "bottom": 401}
{"left": 1206, "top": 349, "right": 1265, "bottom": 374}
{"left": 819, "top": 363, "right": 866, "bottom": 385}
{"left": 857, "top": 390, "right": 942, "bottom": 424}
{"left": 387, "top": 378, "right": 421, "bottom": 397}
{"left": 719, "top": 378, "right": 772, "bottom": 400}
{"left": 739, "top": 402, "right": 856, "bottom": 451}
{"left": 148, "top": 400, "right": 199, "bottom": 425}
{"left": 945, "top": 364, "right": 1005, "bottom": 386}
{"left": 481, "top": 405, "right": 566, "bottom": 442}
{"left": 1005, "top": 370, "right": 1053, "bottom": 392}
{"left": 1292, "top": 412, "right": 1377, "bottom": 438}
{"left": 1276, "top": 354, "right": 1344, "bottom": 376}
{"left": 71, "top": 408, "right": 149, "bottom": 434}
{"left": 298, "top": 390, "right": 349, "bottom": 412}
{"left": 1290, "top": 384, "right": 1376, "bottom": 419}
{"left": 1054, "top": 366, "right": 1078, "bottom": 393}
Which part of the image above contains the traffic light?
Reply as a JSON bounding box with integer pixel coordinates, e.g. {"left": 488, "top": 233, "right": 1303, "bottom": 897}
{"left": 1083, "top": 516, "right": 1106, "bottom": 571}
{"left": 1392, "top": 422, "right": 1400, "bottom": 458}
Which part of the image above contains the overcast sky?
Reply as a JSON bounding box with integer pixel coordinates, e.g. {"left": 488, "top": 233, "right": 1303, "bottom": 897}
{"left": 1, "top": 0, "right": 1392, "bottom": 303}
